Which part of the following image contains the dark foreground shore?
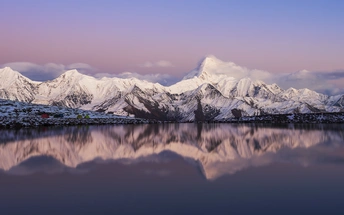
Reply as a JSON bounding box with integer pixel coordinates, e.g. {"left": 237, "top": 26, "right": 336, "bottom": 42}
{"left": 219, "top": 112, "right": 344, "bottom": 124}
{"left": 1, "top": 112, "right": 343, "bottom": 128}
{"left": 0, "top": 116, "right": 158, "bottom": 128}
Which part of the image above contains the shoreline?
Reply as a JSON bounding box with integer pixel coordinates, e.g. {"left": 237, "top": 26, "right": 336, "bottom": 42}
{"left": 1, "top": 112, "right": 343, "bottom": 128}
{"left": 0, "top": 116, "right": 158, "bottom": 129}
{"left": 216, "top": 112, "right": 344, "bottom": 124}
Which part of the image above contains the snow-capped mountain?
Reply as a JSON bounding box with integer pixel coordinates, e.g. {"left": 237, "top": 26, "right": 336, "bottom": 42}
{"left": 1, "top": 56, "right": 343, "bottom": 121}
{"left": 0, "top": 67, "right": 39, "bottom": 102}
{"left": 1, "top": 124, "right": 343, "bottom": 180}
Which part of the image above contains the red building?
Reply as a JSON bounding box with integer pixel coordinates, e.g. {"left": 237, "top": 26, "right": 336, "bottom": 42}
{"left": 41, "top": 113, "right": 49, "bottom": 118}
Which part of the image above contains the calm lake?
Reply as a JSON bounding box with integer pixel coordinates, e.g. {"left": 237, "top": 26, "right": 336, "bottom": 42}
{"left": 1, "top": 123, "right": 344, "bottom": 215}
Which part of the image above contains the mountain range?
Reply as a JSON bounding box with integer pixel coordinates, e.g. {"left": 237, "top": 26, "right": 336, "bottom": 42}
{"left": 1, "top": 56, "right": 344, "bottom": 121}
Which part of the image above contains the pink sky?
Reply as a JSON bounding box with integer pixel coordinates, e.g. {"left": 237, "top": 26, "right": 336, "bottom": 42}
{"left": 1, "top": 0, "right": 344, "bottom": 94}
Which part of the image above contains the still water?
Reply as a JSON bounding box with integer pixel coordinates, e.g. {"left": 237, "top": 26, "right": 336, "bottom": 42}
{"left": 1, "top": 123, "right": 344, "bottom": 215}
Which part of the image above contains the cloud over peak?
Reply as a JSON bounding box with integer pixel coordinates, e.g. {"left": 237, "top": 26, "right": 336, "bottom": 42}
{"left": 139, "top": 60, "right": 174, "bottom": 68}
{"left": 275, "top": 69, "right": 344, "bottom": 95}
{"left": 1, "top": 62, "right": 95, "bottom": 81}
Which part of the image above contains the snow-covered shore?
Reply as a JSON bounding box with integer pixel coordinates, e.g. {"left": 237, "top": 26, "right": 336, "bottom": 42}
{"left": 1, "top": 99, "right": 343, "bottom": 128}
{"left": 0, "top": 116, "right": 153, "bottom": 128}
{"left": 220, "top": 112, "right": 344, "bottom": 124}
{"left": 0, "top": 99, "right": 154, "bottom": 128}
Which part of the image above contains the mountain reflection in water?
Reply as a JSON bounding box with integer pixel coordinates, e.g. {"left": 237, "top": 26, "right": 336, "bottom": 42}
{"left": 1, "top": 123, "right": 344, "bottom": 180}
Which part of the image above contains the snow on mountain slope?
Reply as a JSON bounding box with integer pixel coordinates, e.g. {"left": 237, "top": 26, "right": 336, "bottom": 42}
{"left": 166, "top": 76, "right": 205, "bottom": 94}
{"left": 168, "top": 55, "right": 247, "bottom": 94}
{"left": 279, "top": 87, "right": 329, "bottom": 112}
{"left": 0, "top": 67, "right": 40, "bottom": 102}
{"left": 280, "top": 87, "right": 328, "bottom": 103}
{"left": 168, "top": 56, "right": 284, "bottom": 100}
{"left": 0, "top": 55, "right": 343, "bottom": 121}
{"left": 34, "top": 69, "right": 166, "bottom": 109}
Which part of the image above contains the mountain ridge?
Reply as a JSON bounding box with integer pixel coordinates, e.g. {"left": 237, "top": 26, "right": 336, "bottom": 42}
{"left": 1, "top": 56, "right": 343, "bottom": 121}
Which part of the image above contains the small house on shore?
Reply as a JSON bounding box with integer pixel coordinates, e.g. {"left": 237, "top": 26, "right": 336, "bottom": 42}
{"left": 41, "top": 113, "right": 49, "bottom": 118}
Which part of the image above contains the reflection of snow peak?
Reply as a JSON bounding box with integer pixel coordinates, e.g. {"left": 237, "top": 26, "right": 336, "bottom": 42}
{"left": 1, "top": 124, "right": 343, "bottom": 180}
{"left": 1, "top": 56, "right": 343, "bottom": 121}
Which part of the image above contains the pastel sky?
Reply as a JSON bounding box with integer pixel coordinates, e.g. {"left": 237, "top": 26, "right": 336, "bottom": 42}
{"left": 1, "top": 0, "right": 344, "bottom": 93}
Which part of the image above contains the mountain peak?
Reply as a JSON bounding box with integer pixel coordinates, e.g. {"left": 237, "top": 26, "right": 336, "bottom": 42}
{"left": 63, "top": 69, "right": 82, "bottom": 76}
{"left": 1, "top": 66, "right": 12, "bottom": 71}
{"left": 0, "top": 67, "right": 23, "bottom": 88}
{"left": 183, "top": 55, "right": 243, "bottom": 83}
{"left": 198, "top": 55, "right": 224, "bottom": 71}
{"left": 58, "top": 69, "right": 85, "bottom": 80}
{"left": 0, "top": 66, "right": 17, "bottom": 75}
{"left": 182, "top": 55, "right": 224, "bottom": 81}
{"left": 201, "top": 54, "right": 221, "bottom": 62}
{"left": 0, "top": 67, "right": 37, "bottom": 94}
{"left": 201, "top": 54, "right": 222, "bottom": 62}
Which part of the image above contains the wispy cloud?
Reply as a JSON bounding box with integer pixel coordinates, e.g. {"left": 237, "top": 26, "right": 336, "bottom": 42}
{"left": 270, "top": 70, "right": 344, "bottom": 95}
{"left": 245, "top": 69, "right": 344, "bottom": 95}
{"left": 1, "top": 61, "right": 177, "bottom": 85}
{"left": 139, "top": 60, "right": 174, "bottom": 68}
{"left": 1, "top": 62, "right": 96, "bottom": 81}
{"left": 66, "top": 63, "right": 95, "bottom": 71}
